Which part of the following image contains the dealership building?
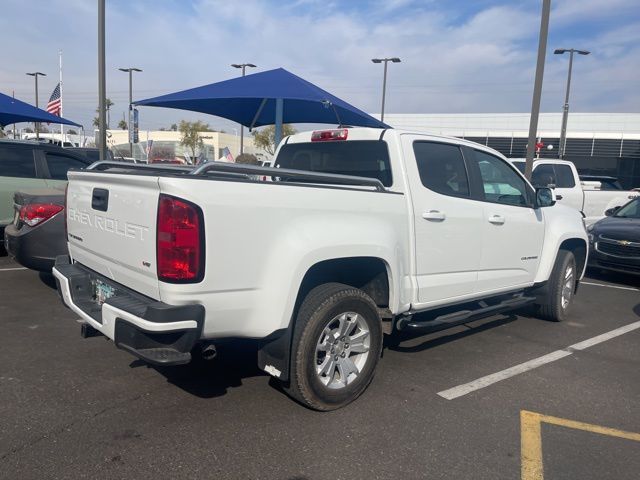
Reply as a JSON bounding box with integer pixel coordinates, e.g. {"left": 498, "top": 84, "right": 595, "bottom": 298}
{"left": 105, "top": 129, "right": 262, "bottom": 163}
{"left": 384, "top": 113, "right": 640, "bottom": 189}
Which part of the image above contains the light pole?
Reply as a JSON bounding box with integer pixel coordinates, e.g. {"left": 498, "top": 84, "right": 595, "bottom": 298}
{"left": 371, "top": 57, "right": 400, "bottom": 122}
{"left": 554, "top": 48, "right": 590, "bottom": 159}
{"left": 118, "top": 67, "right": 142, "bottom": 157}
{"left": 98, "top": 0, "right": 107, "bottom": 161}
{"left": 26, "top": 72, "right": 47, "bottom": 140}
{"left": 231, "top": 63, "right": 256, "bottom": 156}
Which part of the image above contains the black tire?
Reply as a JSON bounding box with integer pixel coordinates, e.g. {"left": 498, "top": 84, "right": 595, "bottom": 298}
{"left": 284, "top": 283, "right": 383, "bottom": 411}
{"left": 535, "top": 250, "right": 577, "bottom": 322}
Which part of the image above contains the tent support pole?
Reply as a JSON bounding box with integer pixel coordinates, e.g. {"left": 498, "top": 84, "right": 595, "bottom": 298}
{"left": 274, "top": 98, "right": 283, "bottom": 148}
{"left": 249, "top": 98, "right": 268, "bottom": 131}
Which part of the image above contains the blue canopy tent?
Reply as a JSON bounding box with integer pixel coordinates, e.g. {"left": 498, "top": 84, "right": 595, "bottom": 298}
{"left": 134, "top": 68, "right": 389, "bottom": 145}
{"left": 0, "top": 91, "right": 80, "bottom": 128}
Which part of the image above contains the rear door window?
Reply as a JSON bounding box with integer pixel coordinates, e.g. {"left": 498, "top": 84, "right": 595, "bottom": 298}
{"left": 275, "top": 140, "right": 392, "bottom": 187}
{"left": 0, "top": 146, "right": 37, "bottom": 178}
{"left": 45, "top": 153, "right": 88, "bottom": 180}
{"left": 412, "top": 141, "right": 470, "bottom": 197}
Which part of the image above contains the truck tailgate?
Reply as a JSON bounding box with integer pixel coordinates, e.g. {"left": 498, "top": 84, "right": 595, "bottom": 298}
{"left": 66, "top": 171, "right": 161, "bottom": 299}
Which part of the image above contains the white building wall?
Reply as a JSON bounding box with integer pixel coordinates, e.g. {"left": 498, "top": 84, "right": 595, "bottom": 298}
{"left": 382, "top": 113, "right": 640, "bottom": 140}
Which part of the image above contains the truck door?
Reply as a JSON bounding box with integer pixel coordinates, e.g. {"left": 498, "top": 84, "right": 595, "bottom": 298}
{"left": 470, "top": 149, "right": 544, "bottom": 291}
{"left": 402, "top": 137, "right": 484, "bottom": 304}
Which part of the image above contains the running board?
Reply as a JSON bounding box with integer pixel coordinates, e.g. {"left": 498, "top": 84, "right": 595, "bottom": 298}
{"left": 396, "top": 296, "right": 536, "bottom": 333}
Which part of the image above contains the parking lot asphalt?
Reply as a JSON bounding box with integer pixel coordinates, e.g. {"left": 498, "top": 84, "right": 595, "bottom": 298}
{"left": 1, "top": 255, "right": 638, "bottom": 480}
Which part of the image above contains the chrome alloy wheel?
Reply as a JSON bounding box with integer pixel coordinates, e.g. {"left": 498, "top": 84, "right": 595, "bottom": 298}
{"left": 315, "top": 312, "right": 371, "bottom": 389}
{"left": 561, "top": 264, "right": 575, "bottom": 310}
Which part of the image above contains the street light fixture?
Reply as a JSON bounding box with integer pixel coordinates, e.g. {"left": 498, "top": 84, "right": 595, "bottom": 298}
{"left": 554, "top": 48, "right": 590, "bottom": 158}
{"left": 231, "top": 63, "right": 256, "bottom": 156}
{"left": 26, "top": 72, "right": 47, "bottom": 140}
{"left": 371, "top": 57, "right": 400, "bottom": 122}
{"left": 118, "top": 67, "right": 143, "bottom": 158}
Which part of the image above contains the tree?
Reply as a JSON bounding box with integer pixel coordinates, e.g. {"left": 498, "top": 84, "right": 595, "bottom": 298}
{"left": 118, "top": 119, "right": 128, "bottom": 130}
{"left": 67, "top": 129, "right": 77, "bottom": 135}
{"left": 170, "top": 123, "right": 177, "bottom": 131}
{"left": 179, "top": 120, "right": 209, "bottom": 160}
{"left": 24, "top": 127, "right": 34, "bottom": 133}
{"left": 39, "top": 125, "right": 50, "bottom": 133}
{"left": 252, "top": 124, "right": 297, "bottom": 156}
{"left": 0, "top": 127, "right": 5, "bottom": 138}
{"left": 93, "top": 98, "right": 114, "bottom": 128}
{"left": 235, "top": 153, "right": 259, "bottom": 165}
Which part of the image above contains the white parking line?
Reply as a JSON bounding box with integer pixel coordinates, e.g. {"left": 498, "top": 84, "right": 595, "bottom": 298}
{"left": 581, "top": 281, "right": 638, "bottom": 292}
{"left": 438, "top": 320, "right": 640, "bottom": 400}
{"left": 0, "top": 267, "right": 28, "bottom": 272}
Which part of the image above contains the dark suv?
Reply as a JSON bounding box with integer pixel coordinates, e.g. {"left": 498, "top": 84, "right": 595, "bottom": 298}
{"left": 0, "top": 140, "right": 91, "bottom": 238}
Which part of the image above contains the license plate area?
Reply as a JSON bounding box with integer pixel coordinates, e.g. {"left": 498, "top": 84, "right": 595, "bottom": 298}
{"left": 92, "top": 279, "right": 116, "bottom": 306}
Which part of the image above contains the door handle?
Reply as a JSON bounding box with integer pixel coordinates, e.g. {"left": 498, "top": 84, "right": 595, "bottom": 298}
{"left": 422, "top": 210, "right": 446, "bottom": 221}
{"left": 488, "top": 214, "right": 505, "bottom": 225}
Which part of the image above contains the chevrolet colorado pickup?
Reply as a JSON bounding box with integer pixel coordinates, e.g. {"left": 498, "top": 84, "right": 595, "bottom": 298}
{"left": 53, "top": 128, "right": 588, "bottom": 410}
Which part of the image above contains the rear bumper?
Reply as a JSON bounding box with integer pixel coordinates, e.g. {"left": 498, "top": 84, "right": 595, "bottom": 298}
{"left": 4, "top": 221, "right": 62, "bottom": 272}
{"left": 52, "top": 255, "right": 205, "bottom": 365}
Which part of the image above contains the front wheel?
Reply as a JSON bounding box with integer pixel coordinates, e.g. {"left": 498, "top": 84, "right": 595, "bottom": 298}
{"left": 285, "top": 283, "right": 383, "bottom": 411}
{"left": 535, "top": 250, "right": 577, "bottom": 322}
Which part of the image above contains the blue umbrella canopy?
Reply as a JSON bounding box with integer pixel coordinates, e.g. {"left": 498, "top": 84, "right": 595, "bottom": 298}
{"left": 0, "top": 91, "right": 81, "bottom": 128}
{"left": 134, "top": 68, "right": 389, "bottom": 129}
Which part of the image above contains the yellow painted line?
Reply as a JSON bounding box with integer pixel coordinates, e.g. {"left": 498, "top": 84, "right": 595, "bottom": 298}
{"left": 521, "top": 411, "right": 543, "bottom": 480}
{"left": 521, "top": 410, "right": 640, "bottom": 480}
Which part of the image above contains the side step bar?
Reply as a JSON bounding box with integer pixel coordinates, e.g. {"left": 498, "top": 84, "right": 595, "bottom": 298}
{"left": 396, "top": 295, "right": 536, "bottom": 333}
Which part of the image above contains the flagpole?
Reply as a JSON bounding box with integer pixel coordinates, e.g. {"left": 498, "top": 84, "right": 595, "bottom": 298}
{"left": 59, "top": 50, "right": 64, "bottom": 146}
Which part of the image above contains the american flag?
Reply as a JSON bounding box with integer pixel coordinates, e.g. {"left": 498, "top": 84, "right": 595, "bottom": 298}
{"left": 46, "top": 83, "right": 61, "bottom": 116}
{"left": 219, "top": 147, "right": 235, "bottom": 163}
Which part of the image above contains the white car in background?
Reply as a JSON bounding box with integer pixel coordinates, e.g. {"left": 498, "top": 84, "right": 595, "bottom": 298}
{"left": 510, "top": 158, "right": 639, "bottom": 225}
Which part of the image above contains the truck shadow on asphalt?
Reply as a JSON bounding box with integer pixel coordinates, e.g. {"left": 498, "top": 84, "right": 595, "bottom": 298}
{"left": 134, "top": 339, "right": 267, "bottom": 399}
{"left": 385, "top": 314, "right": 518, "bottom": 353}
{"left": 131, "top": 316, "right": 524, "bottom": 399}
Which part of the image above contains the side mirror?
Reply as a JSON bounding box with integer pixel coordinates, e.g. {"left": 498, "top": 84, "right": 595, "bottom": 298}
{"left": 536, "top": 187, "right": 556, "bottom": 208}
{"left": 605, "top": 206, "right": 620, "bottom": 216}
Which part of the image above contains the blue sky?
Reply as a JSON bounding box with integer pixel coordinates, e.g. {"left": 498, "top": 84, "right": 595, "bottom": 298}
{"left": 1, "top": 0, "right": 638, "bottom": 131}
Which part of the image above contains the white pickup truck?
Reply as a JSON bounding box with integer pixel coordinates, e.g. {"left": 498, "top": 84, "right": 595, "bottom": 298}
{"left": 510, "top": 159, "right": 639, "bottom": 225}
{"left": 53, "top": 128, "right": 588, "bottom": 410}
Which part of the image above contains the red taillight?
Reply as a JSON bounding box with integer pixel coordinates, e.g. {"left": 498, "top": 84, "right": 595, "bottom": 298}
{"left": 311, "top": 129, "right": 349, "bottom": 142}
{"left": 156, "top": 194, "right": 204, "bottom": 283}
{"left": 20, "top": 203, "right": 64, "bottom": 227}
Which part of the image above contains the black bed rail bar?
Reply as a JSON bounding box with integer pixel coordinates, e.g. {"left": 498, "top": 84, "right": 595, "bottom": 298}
{"left": 86, "top": 161, "right": 193, "bottom": 173}
{"left": 84, "top": 160, "right": 386, "bottom": 192}
{"left": 191, "top": 162, "right": 386, "bottom": 192}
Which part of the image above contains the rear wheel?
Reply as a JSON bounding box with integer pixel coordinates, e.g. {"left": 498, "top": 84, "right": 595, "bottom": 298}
{"left": 535, "top": 250, "right": 577, "bottom": 322}
{"left": 284, "top": 283, "right": 382, "bottom": 411}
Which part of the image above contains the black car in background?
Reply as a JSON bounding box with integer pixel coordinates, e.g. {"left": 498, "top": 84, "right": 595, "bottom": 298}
{"left": 4, "top": 189, "right": 66, "bottom": 271}
{"left": 587, "top": 197, "right": 640, "bottom": 277}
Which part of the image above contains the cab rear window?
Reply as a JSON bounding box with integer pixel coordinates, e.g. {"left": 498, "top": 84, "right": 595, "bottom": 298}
{"left": 275, "top": 140, "right": 392, "bottom": 187}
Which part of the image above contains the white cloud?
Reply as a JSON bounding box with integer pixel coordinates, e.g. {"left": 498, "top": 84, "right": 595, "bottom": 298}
{"left": 0, "top": 0, "right": 638, "bottom": 131}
